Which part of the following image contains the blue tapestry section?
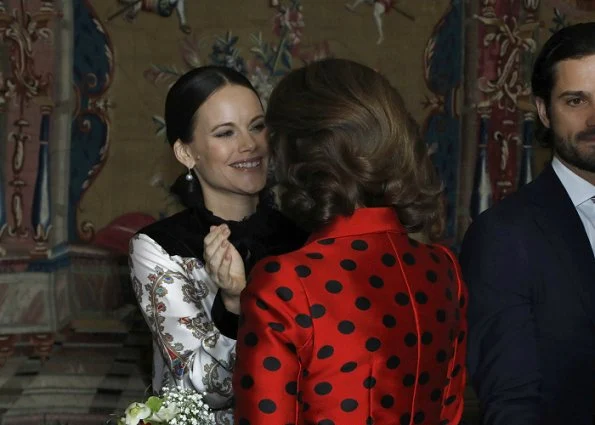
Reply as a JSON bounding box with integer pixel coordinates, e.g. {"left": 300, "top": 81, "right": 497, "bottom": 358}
{"left": 422, "top": 0, "right": 463, "bottom": 243}
{"left": 69, "top": 0, "right": 112, "bottom": 241}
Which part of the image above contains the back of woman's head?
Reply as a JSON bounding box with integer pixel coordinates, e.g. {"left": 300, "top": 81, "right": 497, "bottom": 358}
{"left": 266, "top": 58, "right": 444, "bottom": 239}
{"left": 165, "top": 66, "right": 260, "bottom": 207}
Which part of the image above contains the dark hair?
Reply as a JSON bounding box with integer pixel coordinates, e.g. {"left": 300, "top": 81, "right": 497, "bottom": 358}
{"left": 165, "top": 66, "right": 260, "bottom": 207}
{"left": 266, "top": 58, "right": 444, "bottom": 239}
{"left": 532, "top": 22, "right": 595, "bottom": 107}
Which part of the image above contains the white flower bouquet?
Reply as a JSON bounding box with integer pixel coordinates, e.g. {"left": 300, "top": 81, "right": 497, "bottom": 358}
{"left": 117, "top": 386, "right": 215, "bottom": 425}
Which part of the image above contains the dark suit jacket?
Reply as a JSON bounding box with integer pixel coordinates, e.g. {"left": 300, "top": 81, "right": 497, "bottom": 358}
{"left": 460, "top": 164, "right": 595, "bottom": 425}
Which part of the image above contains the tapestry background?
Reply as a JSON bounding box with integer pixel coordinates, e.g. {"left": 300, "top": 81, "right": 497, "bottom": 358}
{"left": 0, "top": 0, "right": 593, "bottom": 423}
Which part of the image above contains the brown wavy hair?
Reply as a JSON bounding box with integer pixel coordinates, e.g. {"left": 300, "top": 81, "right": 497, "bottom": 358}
{"left": 266, "top": 58, "right": 444, "bottom": 239}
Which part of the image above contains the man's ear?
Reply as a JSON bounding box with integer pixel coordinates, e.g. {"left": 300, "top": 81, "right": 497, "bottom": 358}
{"left": 535, "top": 97, "right": 551, "bottom": 129}
{"left": 173, "top": 140, "right": 196, "bottom": 169}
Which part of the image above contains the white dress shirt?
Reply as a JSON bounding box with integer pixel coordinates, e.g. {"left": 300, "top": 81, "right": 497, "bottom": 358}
{"left": 551, "top": 156, "right": 595, "bottom": 257}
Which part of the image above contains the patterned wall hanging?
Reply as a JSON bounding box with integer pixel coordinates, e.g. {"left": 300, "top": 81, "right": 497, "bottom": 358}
{"left": 69, "top": 0, "right": 115, "bottom": 242}
{"left": 468, "top": 0, "right": 540, "bottom": 219}
{"left": 0, "top": 0, "right": 60, "bottom": 257}
{"left": 421, "top": 0, "right": 463, "bottom": 245}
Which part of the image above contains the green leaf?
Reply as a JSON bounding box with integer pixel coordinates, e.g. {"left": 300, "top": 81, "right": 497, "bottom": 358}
{"left": 145, "top": 396, "right": 163, "bottom": 412}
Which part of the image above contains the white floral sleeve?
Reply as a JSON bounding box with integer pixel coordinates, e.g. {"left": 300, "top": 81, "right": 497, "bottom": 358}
{"left": 129, "top": 233, "right": 236, "bottom": 414}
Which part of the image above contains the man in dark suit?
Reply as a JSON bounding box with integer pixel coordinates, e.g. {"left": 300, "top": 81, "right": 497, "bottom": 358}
{"left": 460, "top": 22, "right": 595, "bottom": 425}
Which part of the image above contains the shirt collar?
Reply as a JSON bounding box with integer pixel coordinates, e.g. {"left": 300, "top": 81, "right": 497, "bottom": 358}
{"left": 551, "top": 156, "right": 595, "bottom": 207}
{"left": 306, "top": 207, "right": 406, "bottom": 244}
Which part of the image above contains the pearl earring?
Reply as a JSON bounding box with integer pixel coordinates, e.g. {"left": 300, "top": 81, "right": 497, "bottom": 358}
{"left": 185, "top": 168, "right": 193, "bottom": 181}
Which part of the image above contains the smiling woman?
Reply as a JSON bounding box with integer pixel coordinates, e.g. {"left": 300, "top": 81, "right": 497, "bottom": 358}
{"left": 164, "top": 67, "right": 268, "bottom": 219}
{"left": 128, "top": 66, "right": 308, "bottom": 425}
{"left": 171, "top": 82, "right": 269, "bottom": 219}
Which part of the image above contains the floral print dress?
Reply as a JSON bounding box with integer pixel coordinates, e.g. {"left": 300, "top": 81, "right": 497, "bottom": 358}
{"left": 129, "top": 199, "right": 307, "bottom": 425}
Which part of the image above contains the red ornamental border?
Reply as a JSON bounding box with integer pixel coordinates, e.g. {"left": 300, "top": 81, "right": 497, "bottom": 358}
{"left": 472, "top": 0, "right": 540, "bottom": 213}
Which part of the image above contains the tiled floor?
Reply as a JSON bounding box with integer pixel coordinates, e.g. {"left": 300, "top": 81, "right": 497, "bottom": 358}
{"left": 0, "top": 306, "right": 152, "bottom": 425}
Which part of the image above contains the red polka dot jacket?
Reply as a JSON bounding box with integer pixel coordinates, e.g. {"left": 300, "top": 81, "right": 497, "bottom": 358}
{"left": 233, "top": 207, "right": 468, "bottom": 425}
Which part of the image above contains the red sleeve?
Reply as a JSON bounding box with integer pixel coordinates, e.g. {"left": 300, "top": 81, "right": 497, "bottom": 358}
{"left": 233, "top": 255, "right": 313, "bottom": 425}
{"left": 436, "top": 245, "right": 468, "bottom": 424}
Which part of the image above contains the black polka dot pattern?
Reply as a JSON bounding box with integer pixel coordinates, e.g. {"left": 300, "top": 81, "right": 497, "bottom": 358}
{"left": 382, "top": 253, "right": 396, "bottom": 266}
{"left": 285, "top": 381, "right": 297, "bottom": 395}
{"left": 258, "top": 399, "right": 276, "bottom": 414}
{"left": 338, "top": 320, "right": 355, "bottom": 334}
{"left": 355, "top": 297, "right": 371, "bottom": 310}
{"left": 451, "top": 364, "right": 462, "bottom": 378}
{"left": 314, "top": 382, "right": 333, "bottom": 395}
{"left": 264, "top": 261, "right": 281, "bottom": 273}
{"left": 421, "top": 332, "right": 433, "bottom": 345}
{"left": 405, "top": 333, "right": 418, "bottom": 347}
{"left": 318, "top": 238, "right": 335, "bottom": 245}
{"left": 340, "top": 259, "right": 357, "bottom": 271}
{"left": 403, "top": 253, "right": 416, "bottom": 265}
{"left": 363, "top": 376, "right": 376, "bottom": 389}
{"left": 415, "top": 291, "right": 428, "bottom": 304}
{"left": 414, "top": 411, "right": 426, "bottom": 424}
{"left": 387, "top": 355, "right": 401, "bottom": 369}
{"left": 295, "top": 314, "right": 312, "bottom": 328}
{"left": 445, "top": 288, "right": 453, "bottom": 301}
{"left": 317, "top": 345, "right": 334, "bottom": 359}
{"left": 445, "top": 395, "right": 457, "bottom": 406}
{"left": 263, "top": 356, "right": 281, "bottom": 371}
{"left": 240, "top": 375, "right": 254, "bottom": 389}
{"left": 341, "top": 398, "right": 358, "bottom": 412}
{"left": 351, "top": 240, "right": 368, "bottom": 251}
{"left": 383, "top": 314, "right": 397, "bottom": 328}
{"left": 395, "top": 292, "right": 410, "bottom": 306}
{"left": 369, "top": 275, "right": 384, "bottom": 288}
{"left": 426, "top": 270, "right": 438, "bottom": 283}
{"left": 365, "top": 337, "right": 381, "bottom": 352}
{"left": 295, "top": 265, "right": 311, "bottom": 278}
{"left": 325, "top": 280, "right": 343, "bottom": 294}
{"left": 276, "top": 287, "right": 293, "bottom": 301}
{"left": 244, "top": 332, "right": 258, "bottom": 346}
{"left": 436, "top": 350, "right": 447, "bottom": 363}
{"left": 311, "top": 304, "right": 326, "bottom": 318}
{"left": 341, "top": 361, "right": 357, "bottom": 373}
{"left": 381, "top": 395, "right": 395, "bottom": 408}
{"left": 234, "top": 217, "right": 467, "bottom": 425}
{"left": 268, "top": 322, "right": 285, "bottom": 332}
{"left": 255, "top": 299, "right": 268, "bottom": 310}
{"left": 403, "top": 374, "right": 415, "bottom": 387}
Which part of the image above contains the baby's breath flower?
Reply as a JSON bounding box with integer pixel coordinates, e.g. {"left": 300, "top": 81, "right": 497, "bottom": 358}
{"left": 118, "top": 386, "right": 214, "bottom": 425}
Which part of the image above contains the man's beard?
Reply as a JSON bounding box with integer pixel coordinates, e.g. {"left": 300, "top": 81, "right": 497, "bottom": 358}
{"left": 553, "top": 127, "right": 595, "bottom": 173}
